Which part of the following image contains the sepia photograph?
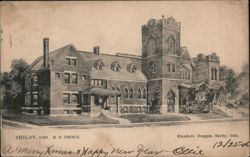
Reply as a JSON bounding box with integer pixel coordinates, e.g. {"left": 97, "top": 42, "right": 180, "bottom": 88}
{"left": 0, "top": 1, "right": 249, "bottom": 157}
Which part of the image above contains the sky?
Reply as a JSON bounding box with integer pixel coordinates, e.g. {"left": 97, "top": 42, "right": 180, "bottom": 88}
{"left": 0, "top": 1, "right": 248, "bottom": 73}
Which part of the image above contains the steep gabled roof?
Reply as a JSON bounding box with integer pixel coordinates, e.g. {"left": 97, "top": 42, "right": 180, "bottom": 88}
{"left": 79, "top": 51, "right": 147, "bottom": 81}
{"left": 23, "top": 44, "right": 76, "bottom": 74}
{"left": 180, "top": 47, "right": 195, "bottom": 68}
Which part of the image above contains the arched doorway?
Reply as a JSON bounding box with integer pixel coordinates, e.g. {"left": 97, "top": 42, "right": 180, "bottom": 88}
{"left": 167, "top": 90, "right": 176, "bottom": 112}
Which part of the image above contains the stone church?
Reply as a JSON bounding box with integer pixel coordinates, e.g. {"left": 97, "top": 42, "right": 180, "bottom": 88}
{"left": 22, "top": 16, "right": 221, "bottom": 116}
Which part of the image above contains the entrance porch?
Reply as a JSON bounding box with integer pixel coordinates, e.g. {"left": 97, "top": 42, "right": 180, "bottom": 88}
{"left": 80, "top": 87, "right": 121, "bottom": 117}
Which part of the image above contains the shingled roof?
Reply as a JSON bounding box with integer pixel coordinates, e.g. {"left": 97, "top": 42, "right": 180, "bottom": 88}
{"left": 23, "top": 44, "right": 75, "bottom": 74}
{"left": 23, "top": 44, "right": 147, "bottom": 82}
{"left": 79, "top": 51, "right": 147, "bottom": 81}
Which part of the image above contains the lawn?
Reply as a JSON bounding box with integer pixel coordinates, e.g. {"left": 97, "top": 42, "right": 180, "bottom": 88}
{"left": 120, "top": 114, "right": 190, "bottom": 123}
{"left": 2, "top": 113, "right": 119, "bottom": 126}
{"left": 190, "top": 113, "right": 231, "bottom": 120}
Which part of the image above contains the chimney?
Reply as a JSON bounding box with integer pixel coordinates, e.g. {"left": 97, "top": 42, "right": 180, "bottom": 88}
{"left": 43, "top": 38, "right": 49, "bottom": 67}
{"left": 93, "top": 46, "right": 100, "bottom": 55}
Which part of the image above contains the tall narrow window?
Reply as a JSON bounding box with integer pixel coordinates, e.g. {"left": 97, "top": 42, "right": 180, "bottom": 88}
{"left": 211, "top": 68, "right": 214, "bottom": 80}
{"left": 167, "top": 64, "right": 171, "bottom": 72}
{"left": 33, "top": 75, "right": 38, "bottom": 84}
{"left": 72, "top": 94, "right": 78, "bottom": 104}
{"left": 147, "top": 38, "right": 157, "bottom": 55}
{"left": 64, "top": 73, "right": 70, "bottom": 84}
{"left": 172, "top": 64, "right": 175, "bottom": 72}
{"left": 63, "top": 93, "right": 70, "bottom": 104}
{"left": 129, "top": 88, "right": 133, "bottom": 98}
{"left": 72, "top": 59, "right": 77, "bottom": 66}
{"left": 98, "top": 80, "right": 102, "bottom": 86}
{"left": 215, "top": 69, "right": 217, "bottom": 80}
{"left": 27, "top": 94, "right": 31, "bottom": 106}
{"left": 180, "top": 66, "right": 190, "bottom": 80}
{"left": 125, "top": 88, "right": 129, "bottom": 98}
{"left": 33, "top": 94, "right": 38, "bottom": 105}
{"left": 142, "top": 88, "right": 147, "bottom": 99}
{"left": 137, "top": 88, "right": 142, "bottom": 99}
{"left": 167, "top": 35, "right": 176, "bottom": 55}
{"left": 72, "top": 74, "right": 77, "bottom": 84}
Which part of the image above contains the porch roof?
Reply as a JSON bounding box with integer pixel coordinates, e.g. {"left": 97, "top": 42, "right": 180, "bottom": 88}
{"left": 81, "top": 87, "right": 121, "bottom": 96}
{"left": 179, "top": 83, "right": 194, "bottom": 88}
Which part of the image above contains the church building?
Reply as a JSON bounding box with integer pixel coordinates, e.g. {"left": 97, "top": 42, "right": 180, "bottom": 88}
{"left": 22, "top": 16, "right": 221, "bottom": 116}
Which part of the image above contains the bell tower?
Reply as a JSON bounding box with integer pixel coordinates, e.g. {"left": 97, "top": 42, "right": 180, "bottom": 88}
{"left": 142, "top": 15, "right": 181, "bottom": 80}
{"left": 141, "top": 15, "right": 181, "bottom": 114}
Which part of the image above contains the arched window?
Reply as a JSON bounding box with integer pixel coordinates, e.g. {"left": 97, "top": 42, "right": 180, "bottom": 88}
{"left": 117, "top": 87, "right": 120, "bottom": 91}
{"left": 115, "top": 65, "right": 120, "bottom": 72}
{"left": 211, "top": 68, "right": 217, "bottom": 80}
{"left": 129, "top": 88, "right": 133, "bottom": 98}
{"left": 142, "top": 88, "right": 147, "bottom": 99}
{"left": 167, "top": 35, "right": 176, "bottom": 55}
{"left": 180, "top": 66, "right": 190, "bottom": 80}
{"left": 98, "top": 64, "right": 103, "bottom": 70}
{"left": 124, "top": 88, "right": 128, "bottom": 98}
{"left": 130, "top": 65, "right": 136, "bottom": 73}
{"left": 137, "top": 88, "right": 142, "bottom": 99}
{"left": 94, "top": 60, "right": 104, "bottom": 70}
{"left": 147, "top": 38, "right": 157, "bottom": 55}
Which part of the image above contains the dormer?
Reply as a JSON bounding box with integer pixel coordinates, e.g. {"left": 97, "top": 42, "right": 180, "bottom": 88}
{"left": 94, "top": 59, "right": 104, "bottom": 70}
{"left": 127, "top": 63, "right": 137, "bottom": 73}
{"left": 111, "top": 61, "right": 121, "bottom": 72}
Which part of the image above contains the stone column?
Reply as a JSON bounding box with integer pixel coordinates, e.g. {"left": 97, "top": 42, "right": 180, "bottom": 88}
{"left": 175, "top": 92, "right": 179, "bottom": 113}
{"left": 116, "top": 96, "right": 121, "bottom": 116}
{"left": 161, "top": 100, "right": 168, "bottom": 114}
{"left": 89, "top": 95, "right": 101, "bottom": 117}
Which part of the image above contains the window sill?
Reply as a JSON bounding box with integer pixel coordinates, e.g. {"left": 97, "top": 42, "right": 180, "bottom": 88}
{"left": 64, "top": 83, "right": 78, "bottom": 85}
{"left": 63, "top": 103, "right": 79, "bottom": 106}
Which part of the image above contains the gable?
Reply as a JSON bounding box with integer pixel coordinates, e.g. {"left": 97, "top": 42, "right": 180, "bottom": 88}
{"left": 181, "top": 49, "right": 191, "bottom": 61}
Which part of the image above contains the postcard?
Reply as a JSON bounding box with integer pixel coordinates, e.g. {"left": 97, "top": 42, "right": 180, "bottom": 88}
{"left": 1, "top": 1, "right": 249, "bottom": 157}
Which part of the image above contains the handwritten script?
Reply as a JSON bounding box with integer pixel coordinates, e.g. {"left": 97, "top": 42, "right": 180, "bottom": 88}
{"left": 3, "top": 140, "right": 250, "bottom": 157}
{"left": 3, "top": 144, "right": 205, "bottom": 157}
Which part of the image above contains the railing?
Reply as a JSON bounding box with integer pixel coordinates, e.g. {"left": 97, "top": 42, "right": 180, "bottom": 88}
{"left": 215, "top": 105, "right": 233, "bottom": 117}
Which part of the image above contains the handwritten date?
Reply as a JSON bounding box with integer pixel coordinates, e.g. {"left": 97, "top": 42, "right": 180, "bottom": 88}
{"left": 213, "top": 139, "right": 250, "bottom": 149}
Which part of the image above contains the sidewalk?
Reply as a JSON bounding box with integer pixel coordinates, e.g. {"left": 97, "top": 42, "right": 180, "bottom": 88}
{"left": 101, "top": 110, "right": 130, "bottom": 124}
{"left": 2, "top": 117, "right": 248, "bottom": 130}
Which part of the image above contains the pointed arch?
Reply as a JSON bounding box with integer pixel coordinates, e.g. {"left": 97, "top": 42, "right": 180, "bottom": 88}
{"left": 167, "top": 89, "right": 176, "bottom": 112}
{"left": 124, "top": 88, "right": 129, "bottom": 98}
{"left": 147, "top": 38, "right": 157, "bottom": 55}
{"left": 180, "top": 65, "right": 190, "bottom": 80}
{"left": 129, "top": 88, "right": 134, "bottom": 98}
{"left": 137, "top": 88, "right": 142, "bottom": 99}
{"left": 142, "top": 88, "right": 147, "bottom": 99}
{"left": 167, "top": 35, "right": 176, "bottom": 55}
